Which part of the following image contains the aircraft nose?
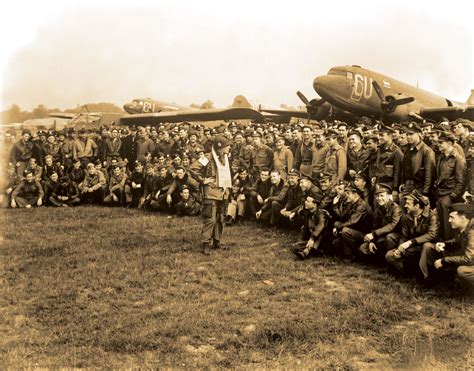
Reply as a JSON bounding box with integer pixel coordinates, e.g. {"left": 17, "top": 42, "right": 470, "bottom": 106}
{"left": 313, "top": 75, "right": 334, "bottom": 98}
{"left": 123, "top": 102, "right": 136, "bottom": 114}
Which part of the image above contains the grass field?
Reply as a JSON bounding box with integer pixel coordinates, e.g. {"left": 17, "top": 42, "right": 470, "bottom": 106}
{"left": 1, "top": 206, "right": 472, "bottom": 368}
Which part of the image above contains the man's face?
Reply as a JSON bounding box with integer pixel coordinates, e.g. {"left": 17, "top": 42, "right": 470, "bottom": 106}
{"left": 354, "top": 177, "right": 366, "bottom": 189}
{"left": 159, "top": 168, "right": 167, "bottom": 177}
{"left": 287, "top": 174, "right": 299, "bottom": 186}
{"left": 23, "top": 133, "right": 31, "bottom": 141}
{"left": 113, "top": 167, "right": 121, "bottom": 176}
{"left": 28, "top": 159, "right": 37, "bottom": 168}
{"left": 163, "top": 132, "right": 170, "bottom": 141}
{"left": 178, "top": 129, "right": 187, "bottom": 139}
{"left": 448, "top": 211, "right": 465, "bottom": 229}
{"left": 253, "top": 136, "right": 261, "bottom": 146}
{"left": 315, "top": 133, "right": 325, "bottom": 146}
{"left": 147, "top": 168, "right": 155, "bottom": 177}
{"left": 176, "top": 169, "right": 185, "bottom": 179}
{"left": 404, "top": 198, "right": 417, "bottom": 215}
{"left": 452, "top": 123, "right": 466, "bottom": 137}
{"left": 50, "top": 173, "right": 58, "bottom": 182}
{"left": 299, "top": 178, "right": 311, "bottom": 191}
{"left": 135, "top": 164, "right": 143, "bottom": 173}
{"left": 407, "top": 133, "right": 420, "bottom": 144}
{"left": 181, "top": 189, "right": 190, "bottom": 200}
{"left": 238, "top": 170, "right": 248, "bottom": 180}
{"left": 375, "top": 191, "right": 390, "bottom": 206}
{"left": 73, "top": 161, "right": 81, "bottom": 169}
{"left": 397, "top": 133, "right": 408, "bottom": 146}
{"left": 111, "top": 130, "right": 118, "bottom": 138}
{"left": 365, "top": 139, "right": 378, "bottom": 152}
{"left": 221, "top": 145, "right": 231, "bottom": 156}
{"left": 234, "top": 134, "right": 243, "bottom": 144}
{"left": 327, "top": 136, "right": 338, "bottom": 146}
{"left": 348, "top": 134, "right": 360, "bottom": 149}
{"left": 275, "top": 139, "right": 284, "bottom": 150}
{"left": 345, "top": 190, "right": 358, "bottom": 204}
{"left": 284, "top": 130, "right": 292, "bottom": 140}
{"left": 292, "top": 131, "right": 301, "bottom": 140}
{"left": 87, "top": 166, "right": 96, "bottom": 175}
{"left": 25, "top": 173, "right": 34, "bottom": 182}
{"left": 338, "top": 126, "right": 348, "bottom": 136}
{"left": 336, "top": 183, "right": 346, "bottom": 196}
{"left": 378, "top": 132, "right": 390, "bottom": 145}
{"left": 302, "top": 127, "right": 312, "bottom": 140}
{"left": 304, "top": 196, "right": 316, "bottom": 210}
{"left": 270, "top": 171, "right": 281, "bottom": 184}
{"left": 438, "top": 140, "right": 451, "bottom": 152}
{"left": 320, "top": 178, "right": 331, "bottom": 191}
{"left": 45, "top": 158, "right": 53, "bottom": 166}
{"left": 259, "top": 171, "right": 270, "bottom": 182}
{"left": 47, "top": 136, "right": 55, "bottom": 143}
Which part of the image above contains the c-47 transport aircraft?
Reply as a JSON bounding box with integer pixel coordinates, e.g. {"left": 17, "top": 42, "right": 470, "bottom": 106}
{"left": 309, "top": 65, "right": 474, "bottom": 122}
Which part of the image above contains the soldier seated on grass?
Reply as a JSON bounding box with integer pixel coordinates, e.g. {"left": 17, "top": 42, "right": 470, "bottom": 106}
{"left": 175, "top": 184, "right": 201, "bottom": 217}
{"left": 11, "top": 170, "right": 44, "bottom": 209}
{"left": 293, "top": 191, "right": 330, "bottom": 259}
{"left": 79, "top": 163, "right": 106, "bottom": 205}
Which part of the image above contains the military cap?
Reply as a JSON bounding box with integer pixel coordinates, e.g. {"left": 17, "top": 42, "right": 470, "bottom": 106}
{"left": 403, "top": 122, "right": 421, "bottom": 134}
{"left": 229, "top": 121, "right": 237, "bottom": 128}
{"left": 326, "top": 128, "right": 339, "bottom": 138}
{"left": 337, "top": 122, "right": 349, "bottom": 128}
{"left": 180, "top": 184, "right": 190, "bottom": 191}
{"left": 363, "top": 133, "right": 379, "bottom": 143}
{"left": 345, "top": 183, "right": 363, "bottom": 195}
{"left": 299, "top": 173, "right": 314, "bottom": 182}
{"left": 57, "top": 129, "right": 67, "bottom": 137}
{"left": 405, "top": 189, "right": 429, "bottom": 207}
{"left": 181, "top": 152, "right": 190, "bottom": 159}
{"left": 374, "top": 183, "right": 392, "bottom": 194}
{"left": 318, "top": 172, "right": 332, "bottom": 181}
{"left": 37, "top": 130, "right": 47, "bottom": 136}
{"left": 353, "top": 170, "right": 369, "bottom": 182}
{"left": 213, "top": 135, "right": 231, "bottom": 149}
{"left": 378, "top": 125, "right": 395, "bottom": 134}
{"left": 251, "top": 131, "right": 262, "bottom": 138}
{"left": 348, "top": 130, "right": 363, "bottom": 139}
{"left": 450, "top": 203, "right": 474, "bottom": 218}
{"left": 437, "top": 131, "right": 456, "bottom": 143}
{"left": 47, "top": 130, "right": 56, "bottom": 137}
{"left": 21, "top": 129, "right": 31, "bottom": 136}
{"left": 134, "top": 160, "right": 144, "bottom": 168}
{"left": 288, "top": 169, "right": 300, "bottom": 177}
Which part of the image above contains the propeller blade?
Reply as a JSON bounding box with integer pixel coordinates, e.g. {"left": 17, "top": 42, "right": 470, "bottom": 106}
{"left": 314, "top": 98, "right": 326, "bottom": 107}
{"left": 296, "top": 91, "right": 310, "bottom": 106}
{"left": 393, "top": 97, "right": 415, "bottom": 106}
{"left": 372, "top": 81, "right": 385, "bottom": 101}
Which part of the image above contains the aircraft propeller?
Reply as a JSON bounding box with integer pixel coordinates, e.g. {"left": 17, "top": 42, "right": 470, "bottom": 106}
{"left": 372, "top": 81, "right": 415, "bottom": 115}
{"left": 296, "top": 91, "right": 325, "bottom": 120}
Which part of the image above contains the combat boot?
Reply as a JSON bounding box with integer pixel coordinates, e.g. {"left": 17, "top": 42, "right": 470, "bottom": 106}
{"left": 202, "top": 242, "right": 211, "bottom": 255}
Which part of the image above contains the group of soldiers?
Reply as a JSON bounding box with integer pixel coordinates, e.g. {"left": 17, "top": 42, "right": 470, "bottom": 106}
{"left": 1, "top": 116, "right": 473, "bottom": 292}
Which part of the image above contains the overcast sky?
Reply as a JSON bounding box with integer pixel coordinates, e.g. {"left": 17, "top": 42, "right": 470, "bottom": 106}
{"left": 0, "top": 0, "right": 473, "bottom": 112}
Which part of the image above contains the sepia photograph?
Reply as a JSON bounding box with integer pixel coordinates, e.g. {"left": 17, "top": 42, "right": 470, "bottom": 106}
{"left": 1, "top": 0, "right": 473, "bottom": 368}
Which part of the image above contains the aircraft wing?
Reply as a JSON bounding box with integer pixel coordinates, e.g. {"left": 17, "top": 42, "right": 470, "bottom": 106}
{"left": 119, "top": 107, "right": 265, "bottom": 125}
{"left": 420, "top": 106, "right": 474, "bottom": 121}
{"left": 259, "top": 108, "right": 308, "bottom": 119}
{"left": 49, "top": 112, "right": 78, "bottom": 119}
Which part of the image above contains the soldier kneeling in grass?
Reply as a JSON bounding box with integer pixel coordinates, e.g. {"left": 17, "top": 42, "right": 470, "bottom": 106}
{"left": 293, "top": 191, "right": 330, "bottom": 259}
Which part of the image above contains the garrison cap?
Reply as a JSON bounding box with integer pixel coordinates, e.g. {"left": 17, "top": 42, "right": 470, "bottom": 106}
{"left": 318, "top": 172, "right": 332, "bottom": 181}
{"left": 450, "top": 203, "right": 474, "bottom": 218}
{"left": 378, "top": 125, "right": 395, "bottom": 134}
{"left": 348, "top": 129, "right": 363, "bottom": 139}
{"left": 326, "top": 128, "right": 339, "bottom": 138}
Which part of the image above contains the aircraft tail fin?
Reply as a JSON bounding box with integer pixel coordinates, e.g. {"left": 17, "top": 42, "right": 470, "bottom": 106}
{"left": 467, "top": 89, "right": 474, "bottom": 105}
{"left": 231, "top": 95, "right": 252, "bottom": 108}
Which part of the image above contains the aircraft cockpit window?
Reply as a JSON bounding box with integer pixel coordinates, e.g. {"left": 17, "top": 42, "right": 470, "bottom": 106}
{"left": 328, "top": 69, "right": 346, "bottom": 77}
{"left": 346, "top": 72, "right": 353, "bottom": 80}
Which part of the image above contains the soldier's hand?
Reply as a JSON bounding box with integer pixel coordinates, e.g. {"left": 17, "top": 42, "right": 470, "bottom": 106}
{"left": 364, "top": 233, "right": 374, "bottom": 242}
{"left": 333, "top": 228, "right": 338, "bottom": 236}
{"left": 462, "top": 191, "right": 473, "bottom": 203}
{"left": 6, "top": 187, "right": 13, "bottom": 195}
{"left": 435, "top": 242, "right": 445, "bottom": 252}
{"left": 257, "top": 195, "right": 263, "bottom": 204}
{"left": 391, "top": 191, "right": 399, "bottom": 202}
{"left": 306, "top": 239, "right": 315, "bottom": 249}
{"left": 434, "top": 259, "right": 443, "bottom": 269}
{"left": 203, "top": 177, "right": 215, "bottom": 185}
{"left": 399, "top": 241, "right": 411, "bottom": 251}
{"left": 166, "top": 194, "right": 172, "bottom": 204}
{"left": 11, "top": 199, "right": 17, "bottom": 208}
{"left": 37, "top": 198, "right": 42, "bottom": 207}
{"left": 368, "top": 242, "right": 377, "bottom": 253}
{"left": 289, "top": 212, "right": 295, "bottom": 220}
{"left": 255, "top": 210, "right": 262, "bottom": 219}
